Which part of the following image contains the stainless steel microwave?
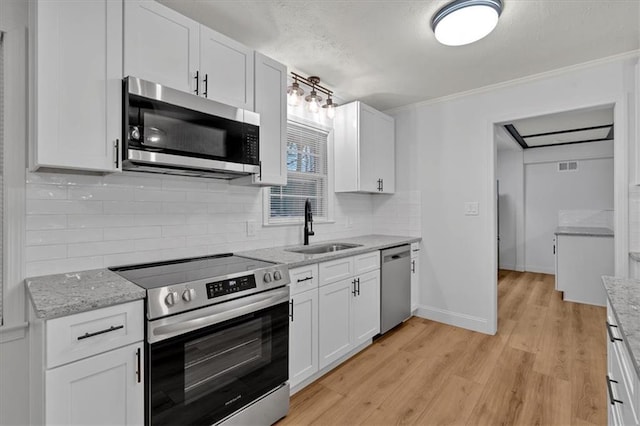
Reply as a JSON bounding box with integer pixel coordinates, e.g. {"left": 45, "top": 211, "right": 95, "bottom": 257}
{"left": 122, "top": 77, "right": 260, "bottom": 179}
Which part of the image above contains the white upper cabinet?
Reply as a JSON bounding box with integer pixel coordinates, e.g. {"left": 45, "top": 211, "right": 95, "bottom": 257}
{"left": 31, "top": 0, "right": 122, "bottom": 172}
{"left": 199, "top": 26, "right": 254, "bottom": 110}
{"left": 124, "top": 0, "right": 199, "bottom": 94}
{"left": 124, "top": 1, "right": 254, "bottom": 110}
{"left": 247, "top": 52, "right": 287, "bottom": 186}
{"left": 334, "top": 101, "right": 395, "bottom": 194}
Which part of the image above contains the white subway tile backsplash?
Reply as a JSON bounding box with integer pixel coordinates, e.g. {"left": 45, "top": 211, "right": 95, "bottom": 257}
{"left": 26, "top": 215, "right": 67, "bottom": 230}
{"left": 24, "top": 171, "right": 381, "bottom": 277}
{"left": 26, "top": 244, "right": 68, "bottom": 262}
{"left": 67, "top": 240, "right": 135, "bottom": 257}
{"left": 27, "top": 199, "right": 103, "bottom": 215}
{"left": 67, "top": 214, "right": 136, "bottom": 228}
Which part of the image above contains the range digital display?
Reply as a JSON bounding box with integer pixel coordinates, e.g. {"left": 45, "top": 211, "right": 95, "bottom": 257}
{"left": 206, "top": 275, "right": 257, "bottom": 299}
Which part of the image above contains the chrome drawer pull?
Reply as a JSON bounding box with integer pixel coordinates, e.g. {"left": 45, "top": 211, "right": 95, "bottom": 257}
{"left": 297, "top": 276, "right": 313, "bottom": 283}
{"left": 77, "top": 325, "right": 124, "bottom": 341}
{"left": 606, "top": 321, "right": 623, "bottom": 343}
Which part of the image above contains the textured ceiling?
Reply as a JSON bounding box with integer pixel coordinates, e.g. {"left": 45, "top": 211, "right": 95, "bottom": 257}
{"left": 158, "top": 0, "right": 640, "bottom": 111}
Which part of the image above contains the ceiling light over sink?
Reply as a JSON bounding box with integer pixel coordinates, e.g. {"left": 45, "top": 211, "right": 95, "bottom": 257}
{"left": 431, "top": 0, "right": 503, "bottom": 46}
{"left": 287, "top": 72, "right": 338, "bottom": 118}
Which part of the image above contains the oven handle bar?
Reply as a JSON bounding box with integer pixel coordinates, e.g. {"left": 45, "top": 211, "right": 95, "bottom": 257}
{"left": 148, "top": 286, "right": 290, "bottom": 344}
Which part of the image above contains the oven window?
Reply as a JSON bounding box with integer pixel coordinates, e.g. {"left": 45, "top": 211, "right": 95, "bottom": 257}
{"left": 149, "top": 302, "right": 288, "bottom": 426}
{"left": 184, "top": 317, "right": 270, "bottom": 404}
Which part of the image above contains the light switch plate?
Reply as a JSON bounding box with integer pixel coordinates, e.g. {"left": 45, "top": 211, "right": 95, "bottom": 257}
{"left": 246, "top": 220, "right": 256, "bottom": 236}
{"left": 464, "top": 202, "right": 479, "bottom": 216}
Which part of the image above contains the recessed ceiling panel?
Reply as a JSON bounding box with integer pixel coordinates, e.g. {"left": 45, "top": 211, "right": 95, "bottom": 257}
{"left": 523, "top": 127, "right": 611, "bottom": 147}
{"left": 512, "top": 107, "right": 613, "bottom": 136}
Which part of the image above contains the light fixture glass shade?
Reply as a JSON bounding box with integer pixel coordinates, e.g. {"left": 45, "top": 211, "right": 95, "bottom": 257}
{"left": 287, "top": 82, "right": 304, "bottom": 106}
{"left": 305, "top": 91, "right": 322, "bottom": 113}
{"left": 432, "top": 0, "right": 502, "bottom": 46}
{"left": 323, "top": 98, "right": 337, "bottom": 119}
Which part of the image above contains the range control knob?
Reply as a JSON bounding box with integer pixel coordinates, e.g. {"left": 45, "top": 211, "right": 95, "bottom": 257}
{"left": 263, "top": 272, "right": 272, "bottom": 283}
{"left": 165, "top": 291, "right": 178, "bottom": 306}
{"left": 273, "top": 271, "right": 282, "bottom": 281}
{"left": 182, "top": 288, "right": 195, "bottom": 302}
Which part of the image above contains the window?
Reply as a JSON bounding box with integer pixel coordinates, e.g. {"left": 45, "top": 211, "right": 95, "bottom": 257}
{"left": 268, "top": 121, "right": 329, "bottom": 224}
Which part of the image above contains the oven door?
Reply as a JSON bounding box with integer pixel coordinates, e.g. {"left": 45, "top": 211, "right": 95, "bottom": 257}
{"left": 147, "top": 288, "right": 289, "bottom": 426}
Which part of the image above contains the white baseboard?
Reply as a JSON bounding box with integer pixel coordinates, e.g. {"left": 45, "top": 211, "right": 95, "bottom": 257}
{"left": 414, "top": 305, "right": 493, "bottom": 335}
{"left": 524, "top": 265, "right": 555, "bottom": 274}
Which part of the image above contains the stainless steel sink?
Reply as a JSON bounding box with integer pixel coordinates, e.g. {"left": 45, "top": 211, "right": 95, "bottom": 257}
{"left": 286, "top": 243, "right": 362, "bottom": 255}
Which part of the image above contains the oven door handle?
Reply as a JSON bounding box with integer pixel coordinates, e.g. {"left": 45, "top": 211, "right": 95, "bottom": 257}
{"left": 148, "top": 286, "right": 290, "bottom": 344}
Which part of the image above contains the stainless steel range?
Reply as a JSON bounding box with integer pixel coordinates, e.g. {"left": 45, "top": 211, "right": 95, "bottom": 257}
{"left": 111, "top": 253, "right": 291, "bottom": 426}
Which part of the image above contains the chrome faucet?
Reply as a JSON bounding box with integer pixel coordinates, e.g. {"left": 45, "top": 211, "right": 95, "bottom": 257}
{"left": 304, "top": 198, "right": 315, "bottom": 245}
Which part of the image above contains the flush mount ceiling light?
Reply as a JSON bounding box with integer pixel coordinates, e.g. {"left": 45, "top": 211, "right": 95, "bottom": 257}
{"left": 431, "top": 0, "right": 503, "bottom": 46}
{"left": 287, "top": 72, "right": 338, "bottom": 118}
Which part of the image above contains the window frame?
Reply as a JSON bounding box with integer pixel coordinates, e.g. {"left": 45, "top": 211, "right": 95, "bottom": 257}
{"left": 263, "top": 116, "right": 334, "bottom": 226}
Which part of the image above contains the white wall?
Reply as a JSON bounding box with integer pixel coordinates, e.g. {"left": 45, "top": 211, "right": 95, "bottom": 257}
{"left": 497, "top": 147, "right": 524, "bottom": 271}
{"left": 389, "top": 55, "right": 636, "bottom": 335}
{"left": 524, "top": 156, "right": 614, "bottom": 273}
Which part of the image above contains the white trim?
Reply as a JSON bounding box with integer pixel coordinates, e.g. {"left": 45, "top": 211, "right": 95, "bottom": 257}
{"left": 0, "top": 321, "right": 28, "bottom": 343}
{"left": 414, "top": 305, "right": 491, "bottom": 335}
{"left": 385, "top": 50, "right": 640, "bottom": 115}
{"left": 1, "top": 23, "right": 27, "bottom": 329}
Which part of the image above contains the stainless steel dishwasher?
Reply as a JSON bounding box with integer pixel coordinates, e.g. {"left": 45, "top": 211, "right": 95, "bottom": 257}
{"left": 380, "top": 244, "right": 411, "bottom": 334}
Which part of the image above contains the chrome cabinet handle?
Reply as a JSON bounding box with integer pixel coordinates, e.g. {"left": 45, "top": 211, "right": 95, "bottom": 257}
{"left": 203, "top": 74, "right": 208, "bottom": 98}
{"left": 606, "top": 375, "right": 623, "bottom": 405}
{"left": 352, "top": 279, "right": 357, "bottom": 296}
{"left": 297, "top": 276, "right": 313, "bottom": 283}
{"left": 356, "top": 278, "right": 360, "bottom": 296}
{"left": 194, "top": 70, "right": 199, "bottom": 95}
{"left": 411, "top": 260, "right": 416, "bottom": 273}
{"left": 606, "top": 321, "right": 623, "bottom": 343}
{"left": 77, "top": 324, "right": 124, "bottom": 341}
{"left": 289, "top": 299, "right": 294, "bottom": 322}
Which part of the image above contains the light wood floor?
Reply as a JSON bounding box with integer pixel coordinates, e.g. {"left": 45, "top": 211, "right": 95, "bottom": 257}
{"left": 278, "top": 270, "right": 606, "bottom": 426}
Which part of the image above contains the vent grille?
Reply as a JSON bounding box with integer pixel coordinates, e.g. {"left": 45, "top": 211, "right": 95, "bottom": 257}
{"left": 558, "top": 161, "right": 578, "bottom": 172}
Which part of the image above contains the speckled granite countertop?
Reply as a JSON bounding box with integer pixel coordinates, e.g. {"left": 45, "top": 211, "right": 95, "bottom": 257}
{"left": 238, "top": 234, "right": 421, "bottom": 268}
{"left": 602, "top": 276, "right": 640, "bottom": 378}
{"left": 630, "top": 252, "right": 640, "bottom": 262}
{"left": 26, "top": 269, "right": 146, "bottom": 320}
{"left": 555, "top": 226, "right": 614, "bottom": 237}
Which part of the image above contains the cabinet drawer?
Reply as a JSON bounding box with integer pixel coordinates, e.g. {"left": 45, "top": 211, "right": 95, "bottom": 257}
{"left": 289, "top": 264, "right": 319, "bottom": 296}
{"left": 319, "top": 257, "right": 354, "bottom": 287}
{"left": 46, "top": 300, "right": 143, "bottom": 368}
{"left": 354, "top": 251, "right": 380, "bottom": 275}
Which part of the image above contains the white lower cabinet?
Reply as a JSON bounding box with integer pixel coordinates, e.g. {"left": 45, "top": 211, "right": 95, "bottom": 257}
{"left": 289, "top": 289, "right": 319, "bottom": 389}
{"left": 318, "top": 252, "right": 381, "bottom": 370}
{"left": 318, "top": 279, "right": 354, "bottom": 369}
{"left": 30, "top": 300, "right": 144, "bottom": 425}
{"left": 46, "top": 342, "right": 144, "bottom": 425}
{"left": 607, "top": 300, "right": 640, "bottom": 425}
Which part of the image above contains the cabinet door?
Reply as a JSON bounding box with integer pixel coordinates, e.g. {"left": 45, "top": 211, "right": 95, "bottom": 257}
{"left": 124, "top": 0, "right": 199, "bottom": 94}
{"left": 46, "top": 342, "right": 143, "bottom": 425}
{"left": 358, "top": 104, "right": 381, "bottom": 193}
{"left": 411, "top": 252, "right": 419, "bottom": 312}
{"left": 289, "top": 290, "right": 319, "bottom": 389}
{"left": 319, "top": 279, "right": 352, "bottom": 369}
{"left": 376, "top": 111, "right": 396, "bottom": 193}
{"left": 199, "top": 26, "right": 254, "bottom": 110}
{"left": 251, "top": 52, "right": 287, "bottom": 186}
{"left": 34, "top": 0, "right": 122, "bottom": 172}
{"left": 352, "top": 270, "right": 380, "bottom": 347}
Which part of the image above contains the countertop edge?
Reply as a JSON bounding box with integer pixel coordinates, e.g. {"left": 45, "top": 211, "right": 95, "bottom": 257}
{"left": 602, "top": 276, "right": 640, "bottom": 378}
{"left": 237, "top": 235, "right": 422, "bottom": 268}
{"left": 554, "top": 226, "right": 614, "bottom": 237}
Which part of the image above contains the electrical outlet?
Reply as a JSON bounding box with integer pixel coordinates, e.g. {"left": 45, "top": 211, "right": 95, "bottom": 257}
{"left": 246, "top": 220, "right": 256, "bottom": 237}
{"left": 464, "top": 202, "right": 479, "bottom": 216}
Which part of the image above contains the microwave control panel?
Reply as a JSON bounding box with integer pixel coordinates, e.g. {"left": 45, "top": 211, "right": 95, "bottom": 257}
{"left": 207, "top": 275, "right": 257, "bottom": 298}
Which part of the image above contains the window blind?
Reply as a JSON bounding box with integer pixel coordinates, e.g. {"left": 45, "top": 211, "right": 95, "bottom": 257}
{"left": 269, "top": 122, "right": 328, "bottom": 222}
